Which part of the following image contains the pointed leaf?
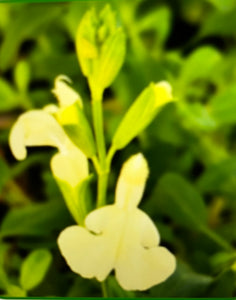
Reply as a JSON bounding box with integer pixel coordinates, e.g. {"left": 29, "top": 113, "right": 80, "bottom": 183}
{"left": 153, "top": 173, "right": 207, "bottom": 230}
{"left": 20, "top": 249, "right": 52, "bottom": 291}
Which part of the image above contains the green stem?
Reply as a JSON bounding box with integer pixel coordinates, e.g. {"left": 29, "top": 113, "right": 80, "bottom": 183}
{"left": 91, "top": 155, "right": 100, "bottom": 174}
{"left": 101, "top": 280, "right": 108, "bottom": 298}
{"left": 92, "top": 99, "right": 106, "bottom": 164}
{"left": 106, "top": 145, "right": 116, "bottom": 168}
{"left": 92, "top": 96, "right": 108, "bottom": 207}
{"left": 97, "top": 171, "right": 109, "bottom": 207}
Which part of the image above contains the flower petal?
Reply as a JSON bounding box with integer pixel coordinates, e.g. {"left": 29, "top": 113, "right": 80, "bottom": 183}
{"left": 58, "top": 205, "right": 175, "bottom": 290}
{"left": 52, "top": 75, "right": 82, "bottom": 108}
{"left": 58, "top": 223, "right": 116, "bottom": 281}
{"left": 116, "top": 245, "right": 176, "bottom": 291}
{"left": 135, "top": 209, "right": 160, "bottom": 247}
{"left": 51, "top": 146, "right": 88, "bottom": 187}
{"left": 115, "top": 153, "right": 149, "bottom": 210}
{"left": 9, "top": 110, "right": 68, "bottom": 160}
{"left": 115, "top": 209, "right": 175, "bottom": 291}
{"left": 85, "top": 205, "right": 124, "bottom": 236}
{"left": 58, "top": 206, "right": 127, "bottom": 281}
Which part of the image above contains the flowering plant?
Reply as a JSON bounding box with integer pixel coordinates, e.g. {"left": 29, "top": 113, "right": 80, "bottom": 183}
{"left": 9, "top": 4, "right": 176, "bottom": 296}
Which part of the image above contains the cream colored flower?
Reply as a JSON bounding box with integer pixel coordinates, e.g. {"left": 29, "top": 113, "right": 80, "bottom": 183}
{"left": 58, "top": 153, "right": 176, "bottom": 291}
{"left": 9, "top": 75, "right": 88, "bottom": 187}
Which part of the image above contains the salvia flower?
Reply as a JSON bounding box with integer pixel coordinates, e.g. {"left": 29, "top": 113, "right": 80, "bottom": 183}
{"left": 58, "top": 153, "right": 176, "bottom": 291}
{"left": 9, "top": 76, "right": 89, "bottom": 224}
{"left": 9, "top": 75, "right": 88, "bottom": 187}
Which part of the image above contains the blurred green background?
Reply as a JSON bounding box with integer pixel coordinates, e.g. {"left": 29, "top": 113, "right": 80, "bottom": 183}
{"left": 0, "top": 0, "right": 236, "bottom": 297}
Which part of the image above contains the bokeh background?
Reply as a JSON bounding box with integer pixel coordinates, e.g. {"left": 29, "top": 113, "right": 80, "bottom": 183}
{"left": 0, "top": 0, "right": 236, "bottom": 297}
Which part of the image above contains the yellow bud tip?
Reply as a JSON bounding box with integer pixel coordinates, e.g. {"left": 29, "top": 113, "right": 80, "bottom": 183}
{"left": 121, "top": 153, "right": 149, "bottom": 186}
{"left": 154, "top": 81, "right": 173, "bottom": 108}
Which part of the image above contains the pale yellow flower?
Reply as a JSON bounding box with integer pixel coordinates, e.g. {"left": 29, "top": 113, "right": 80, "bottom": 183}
{"left": 9, "top": 75, "right": 88, "bottom": 187}
{"left": 58, "top": 153, "right": 176, "bottom": 291}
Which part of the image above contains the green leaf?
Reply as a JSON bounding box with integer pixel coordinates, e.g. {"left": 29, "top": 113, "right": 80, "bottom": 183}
{"left": 0, "top": 4, "right": 64, "bottom": 71}
{"left": 147, "top": 104, "right": 189, "bottom": 147}
{"left": 0, "top": 3, "right": 10, "bottom": 30}
{"left": 179, "top": 102, "right": 217, "bottom": 132}
{"left": 208, "top": 0, "right": 236, "bottom": 11}
{"left": 210, "top": 251, "right": 236, "bottom": 271}
{"left": 6, "top": 285, "right": 26, "bottom": 297}
{"left": 196, "top": 158, "right": 236, "bottom": 196}
{"left": 199, "top": 8, "right": 236, "bottom": 38}
{"left": 210, "top": 85, "right": 236, "bottom": 125}
{"left": 207, "top": 269, "right": 235, "bottom": 297}
{"left": 137, "top": 6, "right": 171, "bottom": 46}
{"left": 180, "top": 46, "right": 221, "bottom": 85}
{"left": 0, "top": 200, "right": 71, "bottom": 238}
{"left": 14, "top": 60, "right": 30, "bottom": 93}
{"left": 0, "top": 79, "right": 19, "bottom": 112}
{"left": 153, "top": 173, "right": 232, "bottom": 251}
{"left": 112, "top": 82, "right": 173, "bottom": 150}
{"left": 150, "top": 261, "right": 213, "bottom": 297}
{"left": 20, "top": 249, "right": 52, "bottom": 291}
{"left": 153, "top": 173, "right": 208, "bottom": 230}
{"left": 0, "top": 267, "right": 9, "bottom": 291}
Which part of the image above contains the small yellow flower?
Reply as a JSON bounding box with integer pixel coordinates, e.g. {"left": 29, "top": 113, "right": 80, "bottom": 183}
{"left": 9, "top": 75, "right": 88, "bottom": 187}
{"left": 58, "top": 153, "right": 176, "bottom": 291}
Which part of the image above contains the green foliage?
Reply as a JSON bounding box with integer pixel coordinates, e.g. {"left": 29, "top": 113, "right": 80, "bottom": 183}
{"left": 199, "top": 7, "right": 236, "bottom": 38}
{"left": 20, "top": 249, "right": 52, "bottom": 291}
{"left": 153, "top": 173, "right": 208, "bottom": 230}
{"left": 0, "top": 200, "right": 71, "bottom": 237}
{"left": 197, "top": 158, "right": 236, "bottom": 196}
{"left": 179, "top": 46, "right": 222, "bottom": 87}
{"left": 0, "top": 4, "right": 64, "bottom": 71}
{"left": 150, "top": 261, "right": 213, "bottom": 297}
{"left": 0, "top": 79, "right": 18, "bottom": 112}
{"left": 14, "top": 60, "right": 30, "bottom": 94}
{"left": 210, "top": 85, "right": 236, "bottom": 125}
{"left": 208, "top": 0, "right": 236, "bottom": 11}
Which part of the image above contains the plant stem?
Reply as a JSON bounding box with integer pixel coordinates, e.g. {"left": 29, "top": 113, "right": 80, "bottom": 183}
{"left": 106, "top": 145, "right": 116, "bottom": 168}
{"left": 92, "top": 99, "right": 106, "bottom": 164}
{"left": 101, "top": 280, "right": 108, "bottom": 298}
{"left": 97, "top": 171, "right": 109, "bottom": 207}
{"left": 92, "top": 96, "right": 108, "bottom": 207}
